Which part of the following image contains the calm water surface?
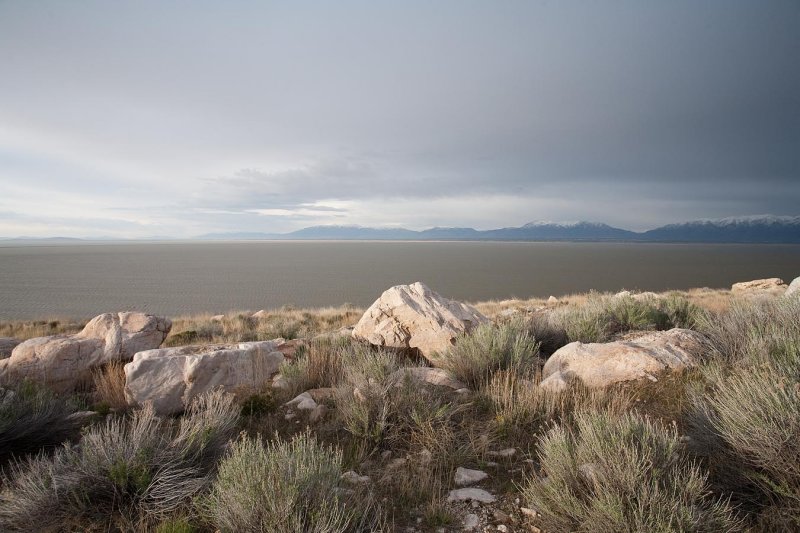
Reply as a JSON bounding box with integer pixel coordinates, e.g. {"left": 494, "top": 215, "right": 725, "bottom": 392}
{"left": 1, "top": 241, "right": 799, "bottom": 320}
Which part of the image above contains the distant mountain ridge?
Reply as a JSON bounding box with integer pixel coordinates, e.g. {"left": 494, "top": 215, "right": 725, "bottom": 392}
{"left": 197, "top": 215, "right": 800, "bottom": 243}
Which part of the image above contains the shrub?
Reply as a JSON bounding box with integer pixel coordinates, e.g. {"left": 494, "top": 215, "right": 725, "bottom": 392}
{"left": 481, "top": 366, "right": 633, "bottom": 444}
{"left": 200, "top": 432, "right": 385, "bottom": 532}
{"left": 279, "top": 336, "right": 352, "bottom": 398}
{"left": 553, "top": 293, "right": 701, "bottom": 344}
{"left": 0, "top": 381, "right": 82, "bottom": 464}
{"left": 699, "top": 296, "right": 800, "bottom": 365}
{"left": 521, "top": 409, "right": 741, "bottom": 532}
{"left": 0, "top": 390, "right": 239, "bottom": 531}
{"left": 526, "top": 313, "right": 569, "bottom": 355}
{"left": 438, "top": 320, "right": 540, "bottom": 388}
{"left": 690, "top": 339, "right": 800, "bottom": 528}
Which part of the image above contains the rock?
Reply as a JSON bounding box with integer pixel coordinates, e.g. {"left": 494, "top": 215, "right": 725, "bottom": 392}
{"left": 447, "top": 488, "right": 497, "bottom": 504}
{"left": 285, "top": 388, "right": 336, "bottom": 411}
{"left": 0, "top": 338, "right": 20, "bottom": 359}
{"left": 124, "top": 339, "right": 286, "bottom": 415}
{"left": 252, "top": 309, "right": 269, "bottom": 319}
{"left": 454, "top": 467, "right": 489, "bottom": 486}
{"left": 463, "top": 514, "right": 480, "bottom": 531}
{"left": 497, "top": 525, "right": 508, "bottom": 532}
{"left": 520, "top": 507, "right": 539, "bottom": 519}
{"left": 309, "top": 404, "right": 328, "bottom": 423}
{"left": 731, "top": 278, "right": 787, "bottom": 295}
{"left": 66, "top": 410, "right": 99, "bottom": 423}
{"left": 614, "top": 290, "right": 632, "bottom": 298}
{"left": 272, "top": 338, "right": 307, "bottom": 359}
{"left": 541, "top": 328, "right": 706, "bottom": 389}
{"left": 341, "top": 471, "right": 370, "bottom": 484}
{"left": 1, "top": 312, "right": 171, "bottom": 392}
{"left": 547, "top": 295, "right": 559, "bottom": 304}
{"left": 210, "top": 314, "right": 225, "bottom": 322}
{"left": 487, "top": 448, "right": 516, "bottom": 458}
{"left": 786, "top": 277, "right": 800, "bottom": 297}
{"left": 389, "top": 367, "right": 467, "bottom": 391}
{"left": 352, "top": 282, "right": 488, "bottom": 363}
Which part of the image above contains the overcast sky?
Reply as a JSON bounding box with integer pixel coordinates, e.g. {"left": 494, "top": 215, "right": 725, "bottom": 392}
{"left": 0, "top": 1, "right": 798, "bottom": 238}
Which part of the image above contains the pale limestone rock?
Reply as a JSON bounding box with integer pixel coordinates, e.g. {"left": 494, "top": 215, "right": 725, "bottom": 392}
{"left": 786, "top": 277, "right": 800, "bottom": 297}
{"left": 731, "top": 278, "right": 787, "bottom": 295}
{"left": 352, "top": 282, "right": 488, "bottom": 364}
{"left": 252, "top": 309, "right": 269, "bottom": 319}
{"left": 210, "top": 314, "right": 225, "bottom": 322}
{"left": 0, "top": 338, "right": 20, "bottom": 359}
{"left": 447, "top": 488, "right": 496, "bottom": 503}
{"left": 124, "top": 340, "right": 285, "bottom": 414}
{"left": 285, "top": 388, "right": 336, "bottom": 411}
{"left": 547, "top": 295, "right": 559, "bottom": 304}
{"left": 454, "top": 467, "right": 489, "bottom": 486}
{"left": 541, "top": 328, "right": 706, "bottom": 389}
{"left": 2, "top": 312, "right": 170, "bottom": 392}
{"left": 389, "top": 366, "right": 467, "bottom": 391}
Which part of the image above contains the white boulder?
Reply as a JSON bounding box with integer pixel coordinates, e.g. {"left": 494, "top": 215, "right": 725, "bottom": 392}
{"left": 541, "top": 328, "right": 706, "bottom": 389}
{"left": 124, "top": 340, "right": 286, "bottom": 415}
{"left": 352, "top": 282, "right": 488, "bottom": 364}
{"left": 447, "top": 488, "right": 496, "bottom": 503}
{"left": 388, "top": 366, "right": 467, "bottom": 390}
{"left": 0, "top": 312, "right": 171, "bottom": 392}
{"left": 786, "top": 276, "right": 800, "bottom": 297}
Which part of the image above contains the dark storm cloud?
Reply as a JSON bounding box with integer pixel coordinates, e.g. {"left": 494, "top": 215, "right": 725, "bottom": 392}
{"left": 0, "top": 0, "right": 797, "bottom": 236}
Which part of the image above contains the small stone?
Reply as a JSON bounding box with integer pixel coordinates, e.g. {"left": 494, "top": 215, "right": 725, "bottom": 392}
{"left": 210, "top": 314, "right": 225, "bottom": 322}
{"left": 454, "top": 467, "right": 489, "bottom": 486}
{"left": 547, "top": 295, "right": 559, "bottom": 304}
{"left": 487, "top": 448, "right": 516, "bottom": 458}
{"left": 497, "top": 526, "right": 508, "bottom": 532}
{"left": 463, "top": 513, "right": 480, "bottom": 531}
{"left": 285, "top": 392, "right": 318, "bottom": 411}
{"left": 341, "top": 471, "right": 370, "bottom": 484}
{"left": 520, "top": 507, "right": 539, "bottom": 519}
{"left": 493, "top": 510, "right": 512, "bottom": 524}
{"left": 447, "top": 488, "right": 496, "bottom": 503}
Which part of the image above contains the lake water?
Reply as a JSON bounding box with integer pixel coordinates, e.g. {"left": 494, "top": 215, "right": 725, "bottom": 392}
{"left": 1, "top": 241, "right": 799, "bottom": 320}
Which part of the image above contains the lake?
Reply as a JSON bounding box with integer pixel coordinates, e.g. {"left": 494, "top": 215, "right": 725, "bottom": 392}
{"left": 1, "top": 241, "right": 798, "bottom": 320}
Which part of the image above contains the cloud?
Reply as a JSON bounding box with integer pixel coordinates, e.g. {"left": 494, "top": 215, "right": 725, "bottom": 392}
{"left": 0, "top": 1, "right": 797, "bottom": 237}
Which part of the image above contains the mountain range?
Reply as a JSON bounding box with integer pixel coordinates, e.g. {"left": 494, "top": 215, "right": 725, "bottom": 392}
{"left": 197, "top": 215, "right": 800, "bottom": 243}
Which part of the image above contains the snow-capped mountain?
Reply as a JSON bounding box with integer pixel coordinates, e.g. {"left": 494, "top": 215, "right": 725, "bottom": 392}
{"left": 642, "top": 215, "right": 800, "bottom": 243}
{"left": 197, "top": 215, "right": 800, "bottom": 243}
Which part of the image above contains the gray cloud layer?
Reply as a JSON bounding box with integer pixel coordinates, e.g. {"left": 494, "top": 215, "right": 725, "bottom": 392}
{"left": 0, "top": 1, "right": 798, "bottom": 237}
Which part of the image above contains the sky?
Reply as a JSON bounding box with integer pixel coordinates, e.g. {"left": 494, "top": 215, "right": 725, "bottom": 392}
{"left": 0, "top": 1, "right": 798, "bottom": 238}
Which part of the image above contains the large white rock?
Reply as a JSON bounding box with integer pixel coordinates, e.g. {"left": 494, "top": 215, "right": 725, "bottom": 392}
{"left": 0, "top": 312, "right": 171, "bottom": 392}
{"left": 541, "top": 328, "right": 707, "bottom": 389}
{"left": 731, "top": 278, "right": 787, "bottom": 295}
{"left": 786, "top": 276, "right": 800, "bottom": 297}
{"left": 352, "top": 282, "right": 488, "bottom": 363}
{"left": 124, "top": 340, "right": 287, "bottom": 415}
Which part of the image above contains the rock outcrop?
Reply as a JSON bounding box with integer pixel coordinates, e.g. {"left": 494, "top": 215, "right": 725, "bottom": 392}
{"left": 540, "top": 328, "right": 707, "bottom": 390}
{"left": 124, "top": 340, "right": 286, "bottom": 415}
{"left": 0, "top": 312, "right": 171, "bottom": 392}
{"left": 0, "top": 338, "right": 20, "bottom": 359}
{"left": 352, "top": 282, "right": 488, "bottom": 363}
{"left": 731, "top": 278, "right": 787, "bottom": 295}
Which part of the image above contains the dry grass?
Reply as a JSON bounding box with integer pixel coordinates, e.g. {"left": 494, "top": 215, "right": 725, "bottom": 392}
{"left": 92, "top": 361, "right": 129, "bottom": 412}
{"left": 0, "top": 318, "right": 85, "bottom": 342}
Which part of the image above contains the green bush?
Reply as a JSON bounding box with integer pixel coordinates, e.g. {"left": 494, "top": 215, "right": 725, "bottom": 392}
{"left": 0, "top": 380, "right": 82, "bottom": 464}
{"left": 0, "top": 390, "right": 239, "bottom": 531}
{"left": 200, "top": 432, "right": 384, "bottom": 532}
{"left": 521, "top": 409, "right": 741, "bottom": 532}
{"left": 279, "top": 336, "right": 352, "bottom": 398}
{"left": 438, "top": 320, "right": 540, "bottom": 388}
